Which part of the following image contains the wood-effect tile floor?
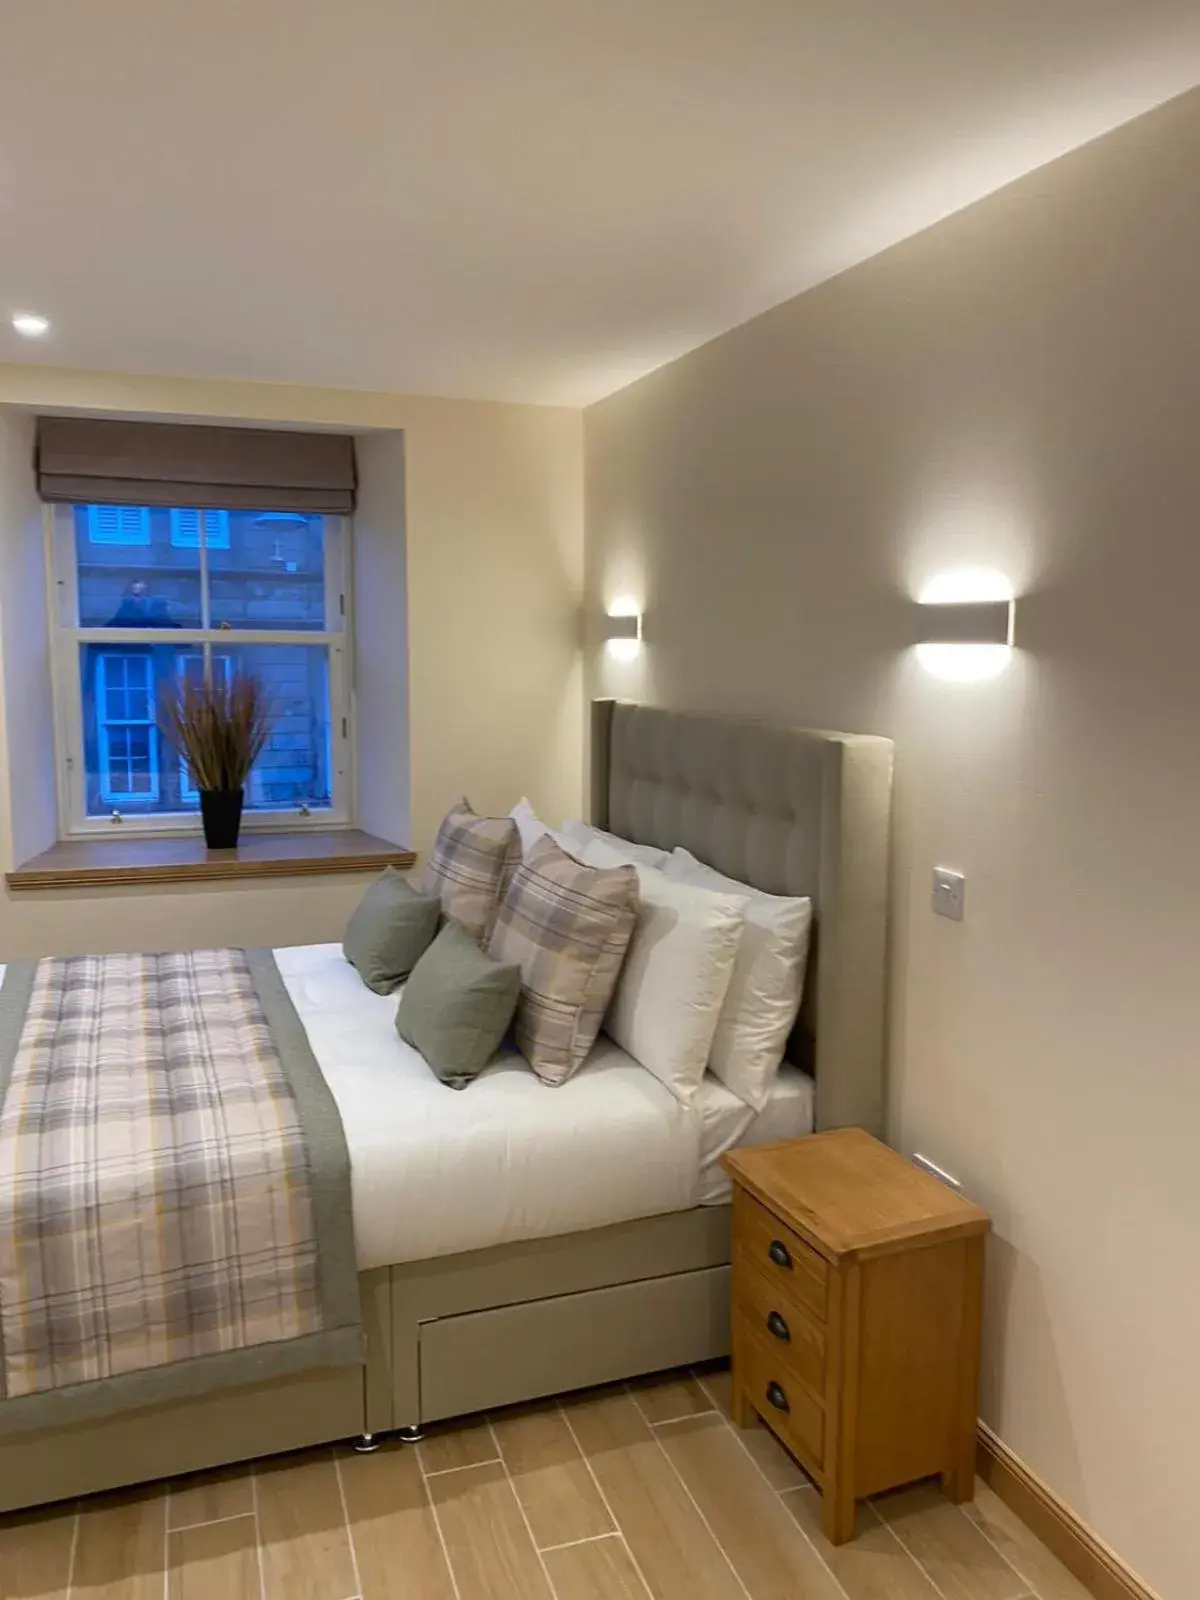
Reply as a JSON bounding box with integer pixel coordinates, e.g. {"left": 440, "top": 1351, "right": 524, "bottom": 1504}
{"left": 0, "top": 1364, "right": 1094, "bottom": 1600}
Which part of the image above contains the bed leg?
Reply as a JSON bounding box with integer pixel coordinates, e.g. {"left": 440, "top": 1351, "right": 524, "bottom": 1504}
{"left": 352, "top": 1432, "right": 384, "bottom": 1454}
{"left": 396, "top": 1424, "right": 426, "bottom": 1444}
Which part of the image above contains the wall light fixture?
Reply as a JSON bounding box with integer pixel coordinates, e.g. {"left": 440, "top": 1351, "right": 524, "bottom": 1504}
{"left": 915, "top": 567, "right": 1015, "bottom": 682}
{"left": 11, "top": 311, "right": 51, "bottom": 339}
{"left": 605, "top": 598, "right": 643, "bottom": 662}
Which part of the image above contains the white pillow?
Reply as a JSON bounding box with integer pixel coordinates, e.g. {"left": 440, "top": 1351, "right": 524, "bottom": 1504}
{"left": 578, "top": 842, "right": 745, "bottom": 1105}
{"left": 560, "top": 818, "right": 670, "bottom": 871}
{"left": 665, "top": 848, "right": 812, "bottom": 1110}
{"left": 510, "top": 798, "right": 553, "bottom": 855}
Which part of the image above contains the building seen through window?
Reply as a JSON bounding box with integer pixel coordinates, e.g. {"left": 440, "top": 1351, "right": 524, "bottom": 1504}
{"left": 51, "top": 504, "right": 349, "bottom": 827}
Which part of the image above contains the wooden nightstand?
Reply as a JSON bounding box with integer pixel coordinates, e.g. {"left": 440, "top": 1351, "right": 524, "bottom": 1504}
{"left": 722, "top": 1128, "right": 989, "bottom": 1545}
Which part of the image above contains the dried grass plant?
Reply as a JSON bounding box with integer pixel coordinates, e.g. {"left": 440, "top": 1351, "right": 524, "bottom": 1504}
{"left": 159, "top": 671, "right": 272, "bottom": 793}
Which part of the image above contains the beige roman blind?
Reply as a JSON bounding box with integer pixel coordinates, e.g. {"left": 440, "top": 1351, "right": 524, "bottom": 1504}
{"left": 35, "top": 417, "right": 357, "bottom": 514}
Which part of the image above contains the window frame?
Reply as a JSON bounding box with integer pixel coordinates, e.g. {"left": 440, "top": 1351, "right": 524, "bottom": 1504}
{"left": 45, "top": 504, "right": 355, "bottom": 839}
{"left": 176, "top": 649, "right": 232, "bottom": 804}
{"left": 94, "top": 652, "right": 162, "bottom": 806}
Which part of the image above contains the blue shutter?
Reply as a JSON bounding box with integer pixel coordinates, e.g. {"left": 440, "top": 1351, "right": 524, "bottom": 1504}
{"left": 169, "top": 509, "right": 230, "bottom": 548}
{"left": 88, "top": 505, "right": 150, "bottom": 545}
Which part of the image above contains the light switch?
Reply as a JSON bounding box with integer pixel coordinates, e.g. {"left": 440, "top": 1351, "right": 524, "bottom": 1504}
{"left": 932, "top": 867, "right": 965, "bottom": 921}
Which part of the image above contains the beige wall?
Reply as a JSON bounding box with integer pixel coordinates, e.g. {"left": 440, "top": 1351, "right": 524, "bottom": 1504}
{"left": 0, "top": 368, "right": 584, "bottom": 957}
{"left": 353, "top": 430, "right": 412, "bottom": 848}
{"left": 585, "top": 88, "right": 1200, "bottom": 1599}
{"left": 0, "top": 410, "right": 57, "bottom": 872}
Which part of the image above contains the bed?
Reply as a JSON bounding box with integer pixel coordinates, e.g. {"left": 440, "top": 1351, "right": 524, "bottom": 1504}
{"left": 0, "top": 699, "right": 892, "bottom": 1511}
{"left": 275, "top": 941, "right": 814, "bottom": 1269}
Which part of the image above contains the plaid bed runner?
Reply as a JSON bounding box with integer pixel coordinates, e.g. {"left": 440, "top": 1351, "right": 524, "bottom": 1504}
{"left": 0, "top": 949, "right": 359, "bottom": 1415}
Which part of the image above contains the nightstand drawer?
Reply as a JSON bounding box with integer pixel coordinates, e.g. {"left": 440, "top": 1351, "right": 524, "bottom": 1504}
{"left": 736, "top": 1189, "right": 828, "bottom": 1320}
{"left": 734, "top": 1312, "right": 824, "bottom": 1473}
{"left": 734, "top": 1261, "right": 825, "bottom": 1399}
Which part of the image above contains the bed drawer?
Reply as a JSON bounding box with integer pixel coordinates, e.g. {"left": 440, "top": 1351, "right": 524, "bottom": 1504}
{"left": 418, "top": 1265, "right": 730, "bottom": 1423}
{"left": 733, "top": 1261, "right": 825, "bottom": 1399}
{"left": 735, "top": 1189, "right": 828, "bottom": 1321}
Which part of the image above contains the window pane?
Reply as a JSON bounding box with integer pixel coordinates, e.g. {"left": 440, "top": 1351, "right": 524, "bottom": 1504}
{"left": 80, "top": 642, "right": 333, "bottom": 818}
{"left": 207, "top": 511, "right": 328, "bottom": 631}
{"left": 169, "top": 509, "right": 231, "bottom": 549}
{"left": 85, "top": 505, "right": 151, "bottom": 546}
{"left": 74, "top": 505, "right": 202, "bottom": 629}
{"left": 238, "top": 643, "right": 333, "bottom": 811}
{"left": 83, "top": 646, "right": 165, "bottom": 812}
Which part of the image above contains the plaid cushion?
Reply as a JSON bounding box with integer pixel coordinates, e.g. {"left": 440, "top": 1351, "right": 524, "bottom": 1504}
{"left": 422, "top": 798, "right": 521, "bottom": 944}
{"left": 487, "top": 835, "right": 638, "bottom": 1085}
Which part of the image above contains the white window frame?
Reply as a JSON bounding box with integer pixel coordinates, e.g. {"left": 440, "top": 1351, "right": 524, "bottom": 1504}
{"left": 46, "top": 505, "right": 355, "bottom": 838}
{"left": 94, "top": 652, "right": 161, "bottom": 805}
{"left": 176, "top": 650, "right": 232, "bottom": 803}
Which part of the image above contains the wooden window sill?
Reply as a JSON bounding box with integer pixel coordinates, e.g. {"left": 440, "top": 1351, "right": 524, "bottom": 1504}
{"left": 6, "top": 829, "right": 416, "bottom": 891}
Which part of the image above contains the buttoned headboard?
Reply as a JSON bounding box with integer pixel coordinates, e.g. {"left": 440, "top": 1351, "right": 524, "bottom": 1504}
{"left": 589, "top": 700, "right": 893, "bottom": 1136}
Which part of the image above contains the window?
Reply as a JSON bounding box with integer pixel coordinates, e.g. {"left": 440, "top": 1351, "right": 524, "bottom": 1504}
{"left": 49, "top": 504, "right": 351, "bottom": 834}
{"left": 87, "top": 505, "right": 151, "bottom": 546}
{"left": 176, "top": 651, "right": 230, "bottom": 803}
{"left": 95, "top": 654, "right": 160, "bottom": 804}
{"left": 170, "top": 508, "right": 230, "bottom": 549}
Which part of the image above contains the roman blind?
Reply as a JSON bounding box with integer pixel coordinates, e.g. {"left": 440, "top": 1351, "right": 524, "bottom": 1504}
{"left": 36, "top": 417, "right": 357, "bottom": 514}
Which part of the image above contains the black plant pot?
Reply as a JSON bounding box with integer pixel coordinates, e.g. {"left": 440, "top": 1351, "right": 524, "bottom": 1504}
{"left": 199, "top": 788, "right": 245, "bottom": 850}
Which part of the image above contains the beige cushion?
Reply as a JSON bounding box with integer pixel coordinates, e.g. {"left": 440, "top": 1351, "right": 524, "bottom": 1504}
{"left": 487, "top": 835, "right": 638, "bottom": 1086}
{"left": 422, "top": 798, "right": 521, "bottom": 944}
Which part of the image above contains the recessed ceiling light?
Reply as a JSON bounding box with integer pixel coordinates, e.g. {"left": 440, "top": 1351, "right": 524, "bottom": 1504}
{"left": 12, "top": 311, "right": 51, "bottom": 339}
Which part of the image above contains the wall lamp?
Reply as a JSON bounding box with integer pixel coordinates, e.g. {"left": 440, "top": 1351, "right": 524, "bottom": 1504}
{"left": 604, "top": 599, "right": 643, "bottom": 662}
{"left": 915, "top": 568, "right": 1016, "bottom": 682}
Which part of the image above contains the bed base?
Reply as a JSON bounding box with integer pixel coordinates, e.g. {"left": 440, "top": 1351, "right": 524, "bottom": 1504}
{"left": 0, "top": 1206, "right": 732, "bottom": 1513}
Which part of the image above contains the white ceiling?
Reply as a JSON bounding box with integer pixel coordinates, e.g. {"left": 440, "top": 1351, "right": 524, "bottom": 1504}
{"left": 2, "top": 1, "right": 1199, "bottom": 406}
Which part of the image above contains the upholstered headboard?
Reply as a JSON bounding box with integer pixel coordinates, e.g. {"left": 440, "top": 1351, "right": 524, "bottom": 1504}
{"left": 589, "top": 700, "right": 893, "bottom": 1136}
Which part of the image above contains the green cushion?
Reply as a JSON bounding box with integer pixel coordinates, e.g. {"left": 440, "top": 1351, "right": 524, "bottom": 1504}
{"left": 396, "top": 920, "right": 522, "bottom": 1090}
{"left": 343, "top": 867, "right": 441, "bottom": 995}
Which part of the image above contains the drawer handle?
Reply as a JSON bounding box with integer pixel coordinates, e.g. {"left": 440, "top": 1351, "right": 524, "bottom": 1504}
{"left": 766, "top": 1380, "right": 790, "bottom": 1413}
{"left": 766, "top": 1310, "right": 790, "bottom": 1342}
{"left": 768, "top": 1239, "right": 793, "bottom": 1270}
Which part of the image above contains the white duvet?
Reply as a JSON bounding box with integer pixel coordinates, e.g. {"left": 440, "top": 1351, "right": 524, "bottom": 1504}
{"left": 275, "top": 944, "right": 704, "bottom": 1270}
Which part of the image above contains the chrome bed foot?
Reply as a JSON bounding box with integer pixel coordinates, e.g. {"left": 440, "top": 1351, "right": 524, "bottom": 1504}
{"left": 396, "top": 1424, "right": 425, "bottom": 1444}
{"left": 352, "top": 1432, "right": 384, "bottom": 1454}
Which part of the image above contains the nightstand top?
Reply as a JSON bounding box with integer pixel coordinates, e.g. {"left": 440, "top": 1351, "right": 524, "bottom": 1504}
{"left": 722, "top": 1127, "right": 990, "bottom": 1261}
